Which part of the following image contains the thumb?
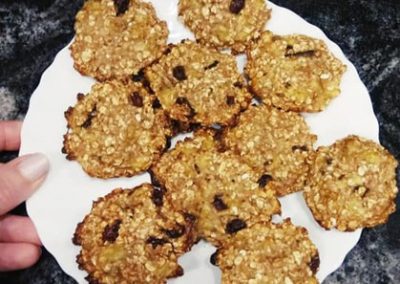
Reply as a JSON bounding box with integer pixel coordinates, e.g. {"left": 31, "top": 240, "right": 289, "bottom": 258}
{"left": 0, "top": 153, "right": 49, "bottom": 215}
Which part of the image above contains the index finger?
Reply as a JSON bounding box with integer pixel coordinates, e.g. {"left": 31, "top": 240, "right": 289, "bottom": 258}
{"left": 0, "top": 121, "right": 22, "bottom": 151}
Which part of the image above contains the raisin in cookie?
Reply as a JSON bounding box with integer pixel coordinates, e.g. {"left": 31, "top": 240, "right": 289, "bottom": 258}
{"left": 73, "top": 184, "right": 195, "bottom": 284}
{"left": 304, "top": 135, "right": 398, "bottom": 231}
{"left": 144, "top": 40, "right": 252, "bottom": 130}
{"left": 246, "top": 31, "right": 346, "bottom": 112}
{"left": 178, "top": 0, "right": 270, "bottom": 53}
{"left": 63, "top": 80, "right": 171, "bottom": 178}
{"left": 71, "top": 0, "right": 168, "bottom": 81}
{"left": 223, "top": 104, "right": 317, "bottom": 196}
{"left": 151, "top": 129, "right": 281, "bottom": 245}
{"left": 211, "top": 219, "right": 320, "bottom": 284}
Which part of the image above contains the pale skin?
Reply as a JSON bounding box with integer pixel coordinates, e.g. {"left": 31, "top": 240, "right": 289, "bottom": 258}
{"left": 0, "top": 121, "right": 49, "bottom": 271}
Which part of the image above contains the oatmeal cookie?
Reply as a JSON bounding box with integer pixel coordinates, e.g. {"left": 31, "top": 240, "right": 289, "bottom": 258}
{"left": 63, "top": 80, "right": 171, "bottom": 178}
{"left": 178, "top": 0, "right": 270, "bottom": 53}
{"left": 304, "top": 135, "right": 398, "bottom": 231}
{"left": 151, "top": 129, "right": 281, "bottom": 245}
{"left": 71, "top": 0, "right": 168, "bottom": 81}
{"left": 144, "top": 40, "right": 252, "bottom": 130}
{"left": 73, "top": 183, "right": 196, "bottom": 284}
{"left": 223, "top": 104, "right": 317, "bottom": 196}
{"left": 246, "top": 31, "right": 346, "bottom": 112}
{"left": 211, "top": 219, "right": 320, "bottom": 284}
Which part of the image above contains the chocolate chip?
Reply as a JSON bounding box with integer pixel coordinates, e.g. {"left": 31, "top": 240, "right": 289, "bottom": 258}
{"left": 284, "top": 82, "right": 292, "bottom": 88}
{"left": 131, "top": 69, "right": 145, "bottom": 82}
{"left": 212, "top": 127, "right": 228, "bottom": 152}
{"left": 309, "top": 254, "right": 320, "bottom": 274}
{"left": 113, "top": 0, "right": 130, "bottom": 16}
{"left": 146, "top": 236, "right": 168, "bottom": 248}
{"left": 102, "top": 219, "right": 122, "bottom": 243}
{"left": 152, "top": 187, "right": 164, "bottom": 207}
{"left": 152, "top": 98, "right": 161, "bottom": 108}
{"left": 173, "top": 65, "right": 187, "bottom": 81}
{"left": 326, "top": 157, "right": 333, "bottom": 165}
{"left": 213, "top": 195, "right": 228, "bottom": 211}
{"left": 81, "top": 106, "right": 97, "bottom": 128}
{"left": 226, "top": 218, "right": 247, "bottom": 234}
{"left": 233, "top": 81, "right": 243, "bottom": 88}
{"left": 210, "top": 250, "right": 219, "bottom": 265}
{"left": 257, "top": 174, "right": 272, "bottom": 187}
{"left": 229, "top": 0, "right": 245, "bottom": 14}
{"left": 130, "top": 92, "right": 143, "bottom": 107}
{"left": 165, "top": 225, "right": 185, "bottom": 239}
{"left": 292, "top": 145, "right": 309, "bottom": 152}
{"left": 204, "top": 60, "right": 219, "bottom": 70}
{"left": 194, "top": 164, "right": 200, "bottom": 174}
{"left": 226, "top": 95, "right": 235, "bottom": 106}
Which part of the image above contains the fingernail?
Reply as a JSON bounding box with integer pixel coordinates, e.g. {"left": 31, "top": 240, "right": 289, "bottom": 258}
{"left": 18, "top": 153, "right": 49, "bottom": 182}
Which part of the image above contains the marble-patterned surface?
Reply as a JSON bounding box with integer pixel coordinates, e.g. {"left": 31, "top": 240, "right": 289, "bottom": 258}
{"left": 0, "top": 0, "right": 399, "bottom": 283}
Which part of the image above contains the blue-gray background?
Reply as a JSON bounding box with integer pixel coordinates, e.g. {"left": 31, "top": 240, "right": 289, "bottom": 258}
{"left": 0, "top": 0, "right": 399, "bottom": 283}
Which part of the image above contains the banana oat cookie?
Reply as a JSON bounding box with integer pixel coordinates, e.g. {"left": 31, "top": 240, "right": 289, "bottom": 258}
{"left": 246, "top": 31, "right": 346, "bottom": 112}
{"left": 73, "top": 184, "right": 196, "bottom": 284}
{"left": 151, "top": 130, "right": 281, "bottom": 245}
{"left": 211, "top": 219, "right": 320, "bottom": 284}
{"left": 144, "top": 40, "right": 252, "bottom": 130}
{"left": 223, "top": 104, "right": 317, "bottom": 196}
{"left": 304, "top": 135, "right": 398, "bottom": 231}
{"left": 70, "top": 0, "right": 168, "bottom": 81}
{"left": 63, "top": 80, "right": 171, "bottom": 178}
{"left": 178, "top": 0, "right": 270, "bottom": 53}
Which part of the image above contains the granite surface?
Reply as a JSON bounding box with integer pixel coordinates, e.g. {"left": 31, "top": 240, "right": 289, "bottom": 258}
{"left": 0, "top": 0, "right": 399, "bottom": 283}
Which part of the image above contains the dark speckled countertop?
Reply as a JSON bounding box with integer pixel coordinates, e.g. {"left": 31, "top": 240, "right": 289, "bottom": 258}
{"left": 0, "top": 0, "right": 399, "bottom": 283}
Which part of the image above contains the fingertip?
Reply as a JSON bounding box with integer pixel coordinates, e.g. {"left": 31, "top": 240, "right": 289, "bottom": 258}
{"left": 17, "top": 153, "right": 50, "bottom": 183}
{"left": 0, "top": 153, "right": 50, "bottom": 215}
{"left": 0, "top": 243, "right": 42, "bottom": 271}
{"left": 18, "top": 244, "right": 42, "bottom": 268}
{"left": 0, "top": 215, "right": 42, "bottom": 246}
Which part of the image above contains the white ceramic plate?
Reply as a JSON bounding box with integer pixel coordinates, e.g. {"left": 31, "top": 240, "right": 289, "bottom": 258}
{"left": 21, "top": 1, "right": 379, "bottom": 283}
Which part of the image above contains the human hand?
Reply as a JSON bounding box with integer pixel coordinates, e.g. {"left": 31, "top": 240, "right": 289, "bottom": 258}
{"left": 0, "top": 121, "right": 49, "bottom": 271}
